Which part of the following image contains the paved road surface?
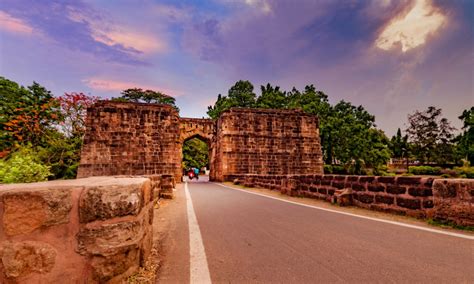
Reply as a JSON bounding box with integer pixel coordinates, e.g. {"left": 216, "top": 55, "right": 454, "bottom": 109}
{"left": 156, "top": 178, "right": 474, "bottom": 283}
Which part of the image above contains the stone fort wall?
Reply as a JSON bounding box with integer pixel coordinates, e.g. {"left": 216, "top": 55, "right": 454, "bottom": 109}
{"left": 211, "top": 108, "right": 323, "bottom": 181}
{"left": 78, "top": 101, "right": 324, "bottom": 182}
{"left": 77, "top": 101, "right": 182, "bottom": 181}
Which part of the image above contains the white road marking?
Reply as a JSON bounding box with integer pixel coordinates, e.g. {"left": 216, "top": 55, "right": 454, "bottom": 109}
{"left": 185, "top": 182, "right": 212, "bottom": 283}
{"left": 215, "top": 183, "right": 474, "bottom": 240}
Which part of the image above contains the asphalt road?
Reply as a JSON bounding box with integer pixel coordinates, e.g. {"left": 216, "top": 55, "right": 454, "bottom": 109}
{"left": 156, "top": 178, "right": 474, "bottom": 283}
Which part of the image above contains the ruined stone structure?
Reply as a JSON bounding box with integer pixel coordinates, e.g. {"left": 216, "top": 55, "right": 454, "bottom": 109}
{"left": 211, "top": 108, "right": 323, "bottom": 181}
{"left": 77, "top": 102, "right": 182, "bottom": 181}
{"left": 78, "top": 101, "right": 324, "bottom": 181}
{"left": 0, "top": 176, "right": 172, "bottom": 283}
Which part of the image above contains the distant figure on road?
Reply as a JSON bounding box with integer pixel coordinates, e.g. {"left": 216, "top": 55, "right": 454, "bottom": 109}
{"left": 193, "top": 167, "right": 199, "bottom": 180}
{"left": 187, "top": 168, "right": 195, "bottom": 180}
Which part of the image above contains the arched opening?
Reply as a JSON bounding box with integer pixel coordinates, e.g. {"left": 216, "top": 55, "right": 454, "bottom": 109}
{"left": 182, "top": 134, "right": 211, "bottom": 181}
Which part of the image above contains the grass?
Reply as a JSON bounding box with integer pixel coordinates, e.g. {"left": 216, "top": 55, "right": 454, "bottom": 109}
{"left": 128, "top": 247, "right": 162, "bottom": 283}
{"left": 427, "top": 219, "right": 474, "bottom": 232}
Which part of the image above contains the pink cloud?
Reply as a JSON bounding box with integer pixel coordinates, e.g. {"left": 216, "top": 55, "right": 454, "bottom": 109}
{"left": 92, "top": 30, "right": 167, "bottom": 54}
{"left": 68, "top": 10, "right": 167, "bottom": 54}
{"left": 0, "top": 11, "right": 34, "bottom": 35}
{"left": 83, "top": 78, "right": 180, "bottom": 97}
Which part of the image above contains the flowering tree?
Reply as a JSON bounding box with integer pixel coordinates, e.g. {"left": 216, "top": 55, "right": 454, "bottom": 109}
{"left": 0, "top": 77, "right": 61, "bottom": 156}
{"left": 57, "top": 92, "right": 100, "bottom": 138}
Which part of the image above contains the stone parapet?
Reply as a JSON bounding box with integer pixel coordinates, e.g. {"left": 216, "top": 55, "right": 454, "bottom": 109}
{"left": 229, "top": 174, "right": 473, "bottom": 226}
{"left": 0, "top": 176, "right": 168, "bottom": 283}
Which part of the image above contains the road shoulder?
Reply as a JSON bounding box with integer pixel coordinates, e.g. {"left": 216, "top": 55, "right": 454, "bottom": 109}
{"left": 218, "top": 181, "right": 474, "bottom": 237}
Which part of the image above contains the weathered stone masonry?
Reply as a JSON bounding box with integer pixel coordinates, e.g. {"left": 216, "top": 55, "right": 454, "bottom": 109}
{"left": 78, "top": 101, "right": 182, "bottom": 181}
{"left": 0, "top": 176, "right": 171, "bottom": 283}
{"left": 231, "top": 174, "right": 474, "bottom": 226}
{"left": 211, "top": 108, "right": 323, "bottom": 181}
{"left": 78, "top": 101, "right": 324, "bottom": 182}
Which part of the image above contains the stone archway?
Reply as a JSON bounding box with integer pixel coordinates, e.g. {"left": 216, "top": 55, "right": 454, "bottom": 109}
{"left": 179, "top": 118, "right": 215, "bottom": 144}
{"left": 179, "top": 118, "right": 216, "bottom": 178}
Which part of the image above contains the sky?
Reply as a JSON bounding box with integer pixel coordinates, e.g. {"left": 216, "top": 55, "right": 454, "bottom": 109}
{"left": 0, "top": 0, "right": 472, "bottom": 136}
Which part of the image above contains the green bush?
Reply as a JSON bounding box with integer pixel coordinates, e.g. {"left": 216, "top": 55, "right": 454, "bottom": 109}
{"left": 373, "top": 165, "right": 389, "bottom": 176}
{"left": 454, "top": 167, "right": 474, "bottom": 179}
{"left": 408, "top": 166, "right": 442, "bottom": 175}
{"left": 323, "top": 165, "right": 333, "bottom": 174}
{"left": 0, "top": 147, "right": 51, "bottom": 183}
{"left": 332, "top": 165, "right": 346, "bottom": 174}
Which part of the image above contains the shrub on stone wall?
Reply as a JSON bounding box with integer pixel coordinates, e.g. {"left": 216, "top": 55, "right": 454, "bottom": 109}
{"left": 408, "top": 166, "right": 442, "bottom": 176}
{"left": 0, "top": 147, "right": 51, "bottom": 183}
{"left": 454, "top": 166, "right": 474, "bottom": 178}
{"left": 324, "top": 164, "right": 347, "bottom": 174}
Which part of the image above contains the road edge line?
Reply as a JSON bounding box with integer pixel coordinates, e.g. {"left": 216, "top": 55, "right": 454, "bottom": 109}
{"left": 185, "top": 182, "right": 212, "bottom": 283}
{"left": 214, "top": 182, "right": 474, "bottom": 240}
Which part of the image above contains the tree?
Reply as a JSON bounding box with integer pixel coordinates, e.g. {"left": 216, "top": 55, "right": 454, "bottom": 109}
{"left": 390, "top": 128, "right": 409, "bottom": 159}
{"left": 456, "top": 107, "right": 474, "bottom": 165}
{"left": 227, "top": 80, "right": 256, "bottom": 108}
{"left": 287, "top": 85, "right": 331, "bottom": 118}
{"left": 405, "top": 106, "right": 455, "bottom": 164}
{"left": 362, "top": 128, "right": 392, "bottom": 174}
{"left": 113, "top": 88, "right": 178, "bottom": 110}
{"left": 0, "top": 77, "right": 104, "bottom": 180}
{"left": 57, "top": 92, "right": 100, "bottom": 138}
{"left": 435, "top": 117, "right": 456, "bottom": 164}
{"left": 207, "top": 94, "right": 231, "bottom": 119}
{"left": 207, "top": 80, "right": 257, "bottom": 119}
{"left": 182, "top": 138, "right": 209, "bottom": 170}
{"left": 321, "top": 101, "right": 376, "bottom": 167}
{"left": 0, "top": 77, "right": 61, "bottom": 154}
{"left": 256, "top": 84, "right": 287, "bottom": 109}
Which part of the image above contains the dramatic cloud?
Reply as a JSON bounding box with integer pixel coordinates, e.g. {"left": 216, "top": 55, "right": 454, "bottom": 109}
{"left": 68, "top": 10, "right": 167, "bottom": 54}
{"left": 376, "top": 0, "right": 446, "bottom": 52}
{"left": 0, "top": 11, "right": 33, "bottom": 35}
{"left": 0, "top": 0, "right": 163, "bottom": 65}
{"left": 1, "top": 0, "right": 471, "bottom": 135}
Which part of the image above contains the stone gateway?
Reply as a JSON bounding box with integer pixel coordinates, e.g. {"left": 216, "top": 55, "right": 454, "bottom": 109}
{"left": 77, "top": 101, "right": 324, "bottom": 181}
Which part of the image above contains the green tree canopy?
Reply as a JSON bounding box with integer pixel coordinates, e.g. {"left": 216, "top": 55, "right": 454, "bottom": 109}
{"left": 182, "top": 138, "right": 209, "bottom": 170}
{"left": 390, "top": 128, "right": 409, "bottom": 159}
{"left": 0, "top": 76, "right": 101, "bottom": 180}
{"left": 405, "top": 106, "right": 456, "bottom": 164}
{"left": 256, "top": 83, "right": 287, "bottom": 109}
{"left": 227, "top": 80, "right": 256, "bottom": 108}
{"left": 0, "top": 77, "right": 61, "bottom": 154}
{"left": 113, "top": 88, "right": 178, "bottom": 111}
{"left": 456, "top": 107, "right": 474, "bottom": 165}
{"left": 207, "top": 80, "right": 257, "bottom": 119}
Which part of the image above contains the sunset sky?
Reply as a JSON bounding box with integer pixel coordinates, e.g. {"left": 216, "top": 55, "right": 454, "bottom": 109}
{"left": 0, "top": 0, "right": 472, "bottom": 135}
